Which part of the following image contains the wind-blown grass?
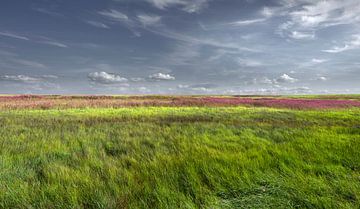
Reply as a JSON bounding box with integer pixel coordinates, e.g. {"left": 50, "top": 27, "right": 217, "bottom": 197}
{"left": 1, "top": 107, "right": 359, "bottom": 208}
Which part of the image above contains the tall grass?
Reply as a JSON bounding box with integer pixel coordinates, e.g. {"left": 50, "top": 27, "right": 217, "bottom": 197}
{"left": 0, "top": 107, "right": 359, "bottom": 208}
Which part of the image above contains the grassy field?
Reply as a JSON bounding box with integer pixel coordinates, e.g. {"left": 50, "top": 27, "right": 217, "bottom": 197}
{"left": 1, "top": 96, "right": 360, "bottom": 208}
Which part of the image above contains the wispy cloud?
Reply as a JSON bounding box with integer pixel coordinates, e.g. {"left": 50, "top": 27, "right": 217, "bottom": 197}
{"left": 98, "top": 9, "right": 141, "bottom": 37}
{"left": 181, "top": 0, "right": 209, "bottom": 13}
{"left": 322, "top": 35, "right": 360, "bottom": 53}
{"left": 0, "top": 74, "right": 59, "bottom": 92}
{"left": 289, "top": 0, "right": 360, "bottom": 28}
{"left": 145, "top": 0, "right": 180, "bottom": 10}
{"left": 137, "top": 14, "right": 162, "bottom": 27}
{"left": 99, "top": 9, "right": 258, "bottom": 51}
{"left": 0, "top": 49, "right": 17, "bottom": 57}
{"left": 0, "top": 32, "right": 69, "bottom": 48}
{"left": 228, "top": 18, "right": 267, "bottom": 26}
{"left": 39, "top": 40, "right": 68, "bottom": 48}
{"left": 85, "top": 20, "right": 110, "bottom": 29}
{"left": 296, "top": 58, "right": 329, "bottom": 69}
{"left": 36, "top": 36, "right": 69, "bottom": 48}
{"left": 97, "top": 8, "right": 258, "bottom": 52}
{"left": 33, "top": 8, "right": 64, "bottom": 18}
{"left": 277, "top": 0, "right": 360, "bottom": 40}
{"left": 0, "top": 75, "right": 41, "bottom": 83}
{"left": 212, "top": 7, "right": 272, "bottom": 29}
{"left": 145, "top": 27, "right": 258, "bottom": 52}
{"left": 162, "top": 42, "right": 201, "bottom": 65}
{"left": 98, "top": 9, "right": 129, "bottom": 22}
{"left": 0, "top": 74, "right": 57, "bottom": 83}
{"left": 145, "top": 0, "right": 209, "bottom": 13}
{"left": 11, "top": 59, "right": 47, "bottom": 69}
{"left": 0, "top": 31, "right": 29, "bottom": 41}
{"left": 251, "top": 77, "right": 273, "bottom": 85}
{"left": 237, "top": 58, "right": 264, "bottom": 67}
{"left": 130, "top": 77, "right": 146, "bottom": 82}
{"left": 288, "top": 31, "right": 315, "bottom": 40}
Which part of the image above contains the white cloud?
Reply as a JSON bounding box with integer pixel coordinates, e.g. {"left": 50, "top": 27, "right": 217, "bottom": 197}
{"left": 137, "top": 14, "right": 162, "bottom": 26}
{"left": 289, "top": 31, "right": 315, "bottom": 40}
{"left": 0, "top": 31, "right": 29, "bottom": 41}
{"left": 182, "top": 0, "right": 208, "bottom": 13}
{"left": 0, "top": 75, "right": 41, "bottom": 83}
{"left": 190, "top": 87, "right": 212, "bottom": 92}
{"left": 149, "top": 73, "right": 175, "bottom": 81}
{"left": 98, "top": 10, "right": 129, "bottom": 22}
{"left": 229, "top": 18, "right": 267, "bottom": 26}
{"left": 137, "top": 86, "right": 151, "bottom": 93}
{"left": 275, "top": 74, "right": 298, "bottom": 83}
{"left": 312, "top": 58, "right": 328, "bottom": 63}
{"left": 288, "top": 86, "right": 311, "bottom": 93}
{"left": 41, "top": 75, "right": 58, "bottom": 79}
{"left": 177, "top": 84, "right": 189, "bottom": 89}
{"left": 316, "top": 76, "right": 327, "bottom": 81}
{"left": 39, "top": 40, "right": 68, "bottom": 48}
{"left": 190, "top": 83, "right": 218, "bottom": 89}
{"left": 322, "top": 45, "right": 351, "bottom": 53}
{"left": 297, "top": 58, "right": 329, "bottom": 68}
{"left": 130, "top": 77, "right": 146, "bottom": 82}
{"left": 237, "top": 58, "right": 263, "bottom": 67}
{"left": 225, "top": 6, "right": 273, "bottom": 28}
{"left": 145, "top": 0, "right": 209, "bottom": 13}
{"left": 252, "top": 77, "right": 273, "bottom": 85}
{"left": 250, "top": 86, "right": 312, "bottom": 95}
{"left": 177, "top": 84, "right": 213, "bottom": 93}
{"left": 261, "top": 7, "right": 274, "bottom": 18}
{"left": 322, "top": 35, "right": 360, "bottom": 53}
{"left": 85, "top": 20, "right": 110, "bottom": 29}
{"left": 88, "top": 71, "right": 128, "bottom": 84}
{"left": 0, "top": 74, "right": 59, "bottom": 92}
{"left": 146, "top": 0, "right": 182, "bottom": 9}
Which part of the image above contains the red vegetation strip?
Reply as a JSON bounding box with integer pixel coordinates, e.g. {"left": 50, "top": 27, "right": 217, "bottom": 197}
{"left": 1, "top": 95, "right": 360, "bottom": 110}
{"left": 199, "top": 97, "right": 360, "bottom": 109}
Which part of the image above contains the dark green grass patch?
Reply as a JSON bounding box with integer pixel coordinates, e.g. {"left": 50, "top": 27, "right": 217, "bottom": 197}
{"left": 0, "top": 107, "right": 359, "bottom": 208}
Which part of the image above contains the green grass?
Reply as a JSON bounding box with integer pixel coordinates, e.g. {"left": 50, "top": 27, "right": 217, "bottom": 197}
{"left": 1, "top": 107, "right": 359, "bottom": 208}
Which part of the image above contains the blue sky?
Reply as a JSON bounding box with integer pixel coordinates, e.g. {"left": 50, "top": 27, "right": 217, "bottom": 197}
{"left": 0, "top": 0, "right": 359, "bottom": 94}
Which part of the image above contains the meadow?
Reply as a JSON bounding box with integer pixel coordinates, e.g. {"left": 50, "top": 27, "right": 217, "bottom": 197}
{"left": 0, "top": 95, "right": 359, "bottom": 208}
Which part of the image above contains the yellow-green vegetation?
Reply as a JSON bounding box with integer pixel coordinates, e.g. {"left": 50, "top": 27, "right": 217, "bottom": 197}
{"left": 1, "top": 107, "right": 359, "bottom": 208}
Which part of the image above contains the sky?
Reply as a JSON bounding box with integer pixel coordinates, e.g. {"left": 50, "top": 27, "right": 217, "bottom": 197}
{"left": 0, "top": 0, "right": 360, "bottom": 95}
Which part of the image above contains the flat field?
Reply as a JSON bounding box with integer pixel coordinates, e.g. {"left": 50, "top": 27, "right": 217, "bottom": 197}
{"left": 0, "top": 95, "right": 359, "bottom": 208}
